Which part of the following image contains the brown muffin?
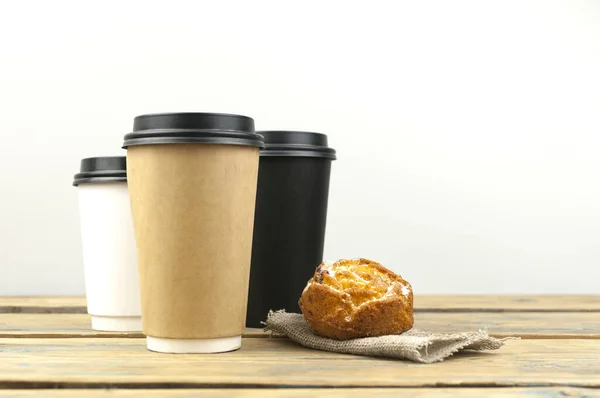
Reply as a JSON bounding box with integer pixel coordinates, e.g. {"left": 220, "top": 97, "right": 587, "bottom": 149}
{"left": 298, "top": 258, "right": 414, "bottom": 340}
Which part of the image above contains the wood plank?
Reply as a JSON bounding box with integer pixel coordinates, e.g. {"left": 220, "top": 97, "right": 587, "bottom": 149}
{"left": 0, "top": 338, "right": 598, "bottom": 388}
{"left": 0, "top": 314, "right": 268, "bottom": 339}
{"left": 415, "top": 295, "right": 600, "bottom": 312}
{"left": 0, "top": 297, "right": 86, "bottom": 314}
{"left": 2, "top": 295, "right": 599, "bottom": 313}
{"left": 0, "top": 314, "right": 139, "bottom": 338}
{"left": 414, "top": 312, "right": 600, "bottom": 339}
{"left": 0, "top": 388, "right": 597, "bottom": 397}
{"left": 2, "top": 313, "right": 599, "bottom": 339}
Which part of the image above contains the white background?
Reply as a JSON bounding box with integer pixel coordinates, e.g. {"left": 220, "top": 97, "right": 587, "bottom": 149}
{"left": 1, "top": 0, "right": 599, "bottom": 295}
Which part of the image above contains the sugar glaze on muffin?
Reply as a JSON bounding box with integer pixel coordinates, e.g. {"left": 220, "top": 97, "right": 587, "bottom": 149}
{"left": 299, "top": 258, "right": 414, "bottom": 340}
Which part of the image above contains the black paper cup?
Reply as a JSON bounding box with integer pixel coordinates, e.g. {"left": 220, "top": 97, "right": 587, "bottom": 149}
{"left": 246, "top": 131, "right": 336, "bottom": 328}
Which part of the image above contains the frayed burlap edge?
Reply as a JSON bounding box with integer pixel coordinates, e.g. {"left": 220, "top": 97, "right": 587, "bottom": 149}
{"left": 264, "top": 310, "right": 518, "bottom": 364}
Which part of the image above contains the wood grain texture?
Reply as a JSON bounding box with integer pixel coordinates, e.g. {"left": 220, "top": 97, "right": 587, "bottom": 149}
{"left": 2, "top": 295, "right": 599, "bottom": 313}
{"left": 0, "top": 338, "right": 598, "bottom": 388}
{"left": 0, "top": 297, "right": 86, "bottom": 314}
{"left": 0, "top": 314, "right": 270, "bottom": 339}
{"left": 0, "top": 388, "right": 597, "bottom": 397}
{"left": 2, "top": 313, "right": 599, "bottom": 339}
{"left": 414, "top": 295, "right": 600, "bottom": 312}
{"left": 0, "top": 314, "right": 139, "bottom": 338}
{"left": 414, "top": 312, "right": 600, "bottom": 339}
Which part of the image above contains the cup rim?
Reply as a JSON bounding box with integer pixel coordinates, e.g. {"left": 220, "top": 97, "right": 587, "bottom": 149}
{"left": 123, "top": 112, "right": 265, "bottom": 149}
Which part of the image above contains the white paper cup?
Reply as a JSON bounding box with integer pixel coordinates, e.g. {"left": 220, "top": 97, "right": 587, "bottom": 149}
{"left": 146, "top": 336, "right": 242, "bottom": 354}
{"left": 74, "top": 157, "right": 141, "bottom": 332}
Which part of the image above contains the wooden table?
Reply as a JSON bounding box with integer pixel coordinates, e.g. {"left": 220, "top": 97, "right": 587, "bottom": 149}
{"left": 0, "top": 296, "right": 599, "bottom": 397}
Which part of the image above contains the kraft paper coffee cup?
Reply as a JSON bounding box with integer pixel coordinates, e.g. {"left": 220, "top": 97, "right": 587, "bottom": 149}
{"left": 245, "top": 131, "right": 336, "bottom": 328}
{"left": 123, "top": 112, "right": 264, "bottom": 354}
{"left": 73, "top": 156, "right": 142, "bottom": 332}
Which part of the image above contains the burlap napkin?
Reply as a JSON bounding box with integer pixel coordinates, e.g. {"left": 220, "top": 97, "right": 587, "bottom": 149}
{"left": 264, "top": 310, "right": 515, "bottom": 363}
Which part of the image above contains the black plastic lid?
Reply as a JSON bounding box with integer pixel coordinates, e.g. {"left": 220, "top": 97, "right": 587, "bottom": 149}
{"left": 122, "top": 112, "right": 264, "bottom": 148}
{"left": 258, "top": 131, "right": 336, "bottom": 160}
{"left": 73, "top": 156, "right": 127, "bottom": 186}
